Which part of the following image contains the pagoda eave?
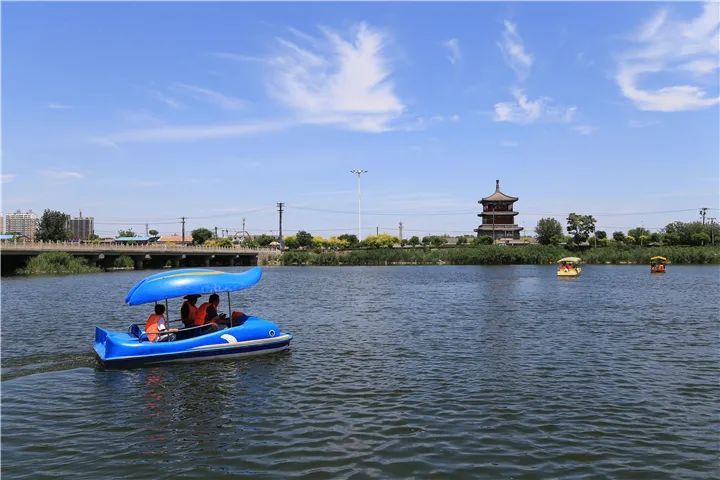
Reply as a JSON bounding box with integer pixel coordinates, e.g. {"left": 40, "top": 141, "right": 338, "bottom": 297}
{"left": 477, "top": 211, "right": 519, "bottom": 216}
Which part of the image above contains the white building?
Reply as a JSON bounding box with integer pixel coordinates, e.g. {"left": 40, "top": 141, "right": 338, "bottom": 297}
{"left": 5, "top": 210, "right": 38, "bottom": 239}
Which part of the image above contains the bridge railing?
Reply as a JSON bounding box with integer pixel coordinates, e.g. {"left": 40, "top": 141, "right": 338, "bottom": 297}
{"left": 0, "top": 240, "right": 279, "bottom": 255}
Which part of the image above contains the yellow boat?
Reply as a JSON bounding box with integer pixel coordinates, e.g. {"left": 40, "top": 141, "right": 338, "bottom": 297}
{"left": 650, "top": 256, "right": 667, "bottom": 273}
{"left": 557, "top": 257, "right": 582, "bottom": 277}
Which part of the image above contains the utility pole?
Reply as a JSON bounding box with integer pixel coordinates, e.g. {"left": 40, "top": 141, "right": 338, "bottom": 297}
{"left": 277, "top": 202, "right": 284, "bottom": 248}
{"left": 376, "top": 226, "right": 379, "bottom": 236}
{"left": 350, "top": 169, "right": 368, "bottom": 240}
{"left": 214, "top": 226, "right": 218, "bottom": 238}
{"left": 700, "top": 207, "right": 708, "bottom": 225}
{"left": 710, "top": 218, "right": 717, "bottom": 246}
{"left": 145, "top": 223, "right": 149, "bottom": 236}
{"left": 181, "top": 217, "right": 186, "bottom": 244}
{"left": 399, "top": 222, "right": 403, "bottom": 242}
{"left": 242, "top": 218, "right": 246, "bottom": 235}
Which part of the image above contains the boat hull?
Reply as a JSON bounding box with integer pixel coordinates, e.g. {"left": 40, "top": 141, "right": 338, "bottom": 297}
{"left": 94, "top": 316, "right": 292, "bottom": 369}
{"left": 557, "top": 267, "right": 582, "bottom": 277}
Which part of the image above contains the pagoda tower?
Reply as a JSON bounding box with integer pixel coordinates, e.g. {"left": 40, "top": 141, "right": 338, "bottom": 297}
{"left": 474, "top": 180, "right": 523, "bottom": 241}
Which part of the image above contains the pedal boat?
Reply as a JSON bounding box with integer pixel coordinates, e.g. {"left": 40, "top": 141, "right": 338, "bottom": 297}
{"left": 650, "top": 256, "right": 667, "bottom": 273}
{"left": 557, "top": 257, "right": 582, "bottom": 277}
{"left": 94, "top": 267, "right": 292, "bottom": 368}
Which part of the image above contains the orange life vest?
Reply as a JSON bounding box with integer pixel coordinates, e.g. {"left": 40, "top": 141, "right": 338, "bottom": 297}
{"left": 145, "top": 314, "right": 166, "bottom": 342}
{"left": 183, "top": 302, "right": 198, "bottom": 326}
{"left": 194, "top": 302, "right": 211, "bottom": 326}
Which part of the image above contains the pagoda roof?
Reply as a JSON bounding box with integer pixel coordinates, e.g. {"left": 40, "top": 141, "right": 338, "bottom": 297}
{"left": 478, "top": 211, "right": 518, "bottom": 216}
{"left": 481, "top": 180, "right": 518, "bottom": 202}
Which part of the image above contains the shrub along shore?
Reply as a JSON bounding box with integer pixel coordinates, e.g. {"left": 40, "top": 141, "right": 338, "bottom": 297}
{"left": 278, "top": 245, "right": 720, "bottom": 266}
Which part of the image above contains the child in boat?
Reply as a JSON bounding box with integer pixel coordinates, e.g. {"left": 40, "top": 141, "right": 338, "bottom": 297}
{"left": 145, "top": 304, "right": 177, "bottom": 342}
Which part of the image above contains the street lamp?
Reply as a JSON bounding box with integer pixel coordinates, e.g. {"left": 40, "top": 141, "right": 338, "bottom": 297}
{"left": 350, "top": 169, "right": 368, "bottom": 240}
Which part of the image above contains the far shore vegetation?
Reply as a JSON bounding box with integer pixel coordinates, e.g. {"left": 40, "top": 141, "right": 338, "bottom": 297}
{"left": 11, "top": 211, "right": 720, "bottom": 274}
{"left": 18, "top": 252, "right": 102, "bottom": 275}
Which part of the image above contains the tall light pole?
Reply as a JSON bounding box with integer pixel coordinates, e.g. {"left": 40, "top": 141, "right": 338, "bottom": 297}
{"left": 351, "top": 169, "right": 367, "bottom": 240}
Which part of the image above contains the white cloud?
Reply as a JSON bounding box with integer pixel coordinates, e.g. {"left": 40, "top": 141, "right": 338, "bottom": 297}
{"left": 148, "top": 89, "right": 185, "bottom": 110}
{"left": 268, "top": 22, "right": 404, "bottom": 132}
{"left": 40, "top": 169, "right": 84, "bottom": 180}
{"left": 174, "top": 83, "right": 247, "bottom": 110}
{"left": 616, "top": 3, "right": 720, "bottom": 112}
{"left": 94, "top": 120, "right": 289, "bottom": 145}
{"left": 498, "top": 21, "right": 533, "bottom": 80}
{"left": 47, "top": 103, "right": 73, "bottom": 109}
{"left": 493, "top": 89, "right": 576, "bottom": 125}
{"left": 1, "top": 174, "right": 17, "bottom": 183}
{"left": 442, "top": 38, "right": 461, "bottom": 65}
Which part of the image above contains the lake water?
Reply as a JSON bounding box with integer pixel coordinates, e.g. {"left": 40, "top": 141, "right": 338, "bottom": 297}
{"left": 2, "top": 266, "right": 719, "bottom": 479}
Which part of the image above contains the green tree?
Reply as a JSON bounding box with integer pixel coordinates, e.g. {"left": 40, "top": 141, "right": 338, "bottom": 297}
{"left": 535, "top": 217, "right": 563, "bottom": 245}
{"left": 283, "top": 235, "right": 299, "bottom": 249}
{"left": 252, "top": 234, "right": 276, "bottom": 247}
{"left": 595, "top": 231, "right": 607, "bottom": 240}
{"left": 361, "top": 234, "right": 398, "bottom": 248}
{"left": 566, "top": 213, "right": 596, "bottom": 245}
{"left": 191, "top": 228, "right": 214, "bottom": 245}
{"left": 118, "top": 229, "right": 136, "bottom": 238}
{"left": 613, "top": 231, "right": 626, "bottom": 242}
{"left": 691, "top": 232, "right": 710, "bottom": 246}
{"left": 409, "top": 236, "right": 420, "bottom": 247}
{"left": 472, "top": 236, "right": 493, "bottom": 245}
{"left": 338, "top": 234, "right": 359, "bottom": 247}
{"left": 456, "top": 236, "right": 468, "bottom": 245}
{"left": 36, "top": 210, "right": 71, "bottom": 241}
{"left": 295, "top": 231, "right": 314, "bottom": 248}
{"left": 148, "top": 229, "right": 159, "bottom": 236}
{"left": 628, "top": 227, "right": 650, "bottom": 244}
{"left": 649, "top": 232, "right": 661, "bottom": 244}
{"left": 430, "top": 236, "right": 447, "bottom": 247}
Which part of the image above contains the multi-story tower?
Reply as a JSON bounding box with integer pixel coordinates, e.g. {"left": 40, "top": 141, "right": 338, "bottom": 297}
{"left": 474, "top": 180, "right": 523, "bottom": 241}
{"left": 5, "top": 210, "right": 38, "bottom": 239}
{"left": 68, "top": 211, "right": 95, "bottom": 240}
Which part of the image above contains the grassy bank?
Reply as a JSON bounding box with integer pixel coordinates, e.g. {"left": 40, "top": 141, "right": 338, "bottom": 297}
{"left": 17, "top": 252, "right": 102, "bottom": 275}
{"left": 280, "top": 245, "right": 720, "bottom": 266}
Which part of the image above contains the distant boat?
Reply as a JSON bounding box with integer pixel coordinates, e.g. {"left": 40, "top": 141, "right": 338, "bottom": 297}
{"left": 557, "top": 257, "right": 582, "bottom": 277}
{"left": 650, "top": 256, "right": 667, "bottom": 273}
{"left": 93, "top": 267, "right": 292, "bottom": 368}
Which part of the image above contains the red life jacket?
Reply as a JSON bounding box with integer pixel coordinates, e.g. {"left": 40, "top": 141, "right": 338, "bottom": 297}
{"left": 145, "top": 314, "right": 166, "bottom": 342}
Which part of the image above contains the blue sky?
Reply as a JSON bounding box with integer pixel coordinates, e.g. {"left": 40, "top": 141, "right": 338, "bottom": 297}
{"left": 2, "top": 2, "right": 719, "bottom": 238}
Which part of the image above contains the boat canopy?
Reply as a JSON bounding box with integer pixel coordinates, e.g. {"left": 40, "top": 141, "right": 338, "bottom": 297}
{"left": 557, "top": 257, "right": 582, "bottom": 263}
{"left": 125, "top": 267, "right": 262, "bottom": 305}
{"left": 650, "top": 256, "right": 667, "bottom": 262}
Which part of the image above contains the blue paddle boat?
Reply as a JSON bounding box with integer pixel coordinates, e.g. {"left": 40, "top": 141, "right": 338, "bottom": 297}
{"left": 94, "top": 267, "right": 292, "bottom": 368}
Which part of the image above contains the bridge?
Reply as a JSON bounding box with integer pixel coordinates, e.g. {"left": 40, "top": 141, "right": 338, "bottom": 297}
{"left": 0, "top": 241, "right": 281, "bottom": 275}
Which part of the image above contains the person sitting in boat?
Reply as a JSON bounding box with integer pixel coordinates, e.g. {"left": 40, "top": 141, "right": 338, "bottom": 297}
{"left": 180, "top": 294, "right": 201, "bottom": 328}
{"left": 195, "top": 293, "right": 227, "bottom": 332}
{"left": 145, "top": 304, "right": 176, "bottom": 342}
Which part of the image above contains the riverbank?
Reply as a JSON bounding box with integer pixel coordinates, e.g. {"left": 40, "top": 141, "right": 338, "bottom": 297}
{"left": 279, "top": 245, "right": 720, "bottom": 266}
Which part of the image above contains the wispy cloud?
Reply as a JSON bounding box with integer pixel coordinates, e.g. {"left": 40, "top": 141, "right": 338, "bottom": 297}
{"left": 209, "top": 51, "right": 269, "bottom": 64}
{"left": 40, "top": 169, "right": 85, "bottom": 181}
{"left": 174, "top": 83, "right": 247, "bottom": 110}
{"left": 498, "top": 21, "right": 533, "bottom": 80}
{"left": 267, "top": 22, "right": 404, "bottom": 132}
{"left": 442, "top": 38, "right": 461, "bottom": 65}
{"left": 616, "top": 3, "right": 720, "bottom": 112}
{"left": 47, "top": 103, "right": 73, "bottom": 110}
{"left": 148, "top": 89, "right": 185, "bottom": 110}
{"left": 494, "top": 89, "right": 576, "bottom": 124}
{"left": 1, "top": 174, "right": 17, "bottom": 183}
{"left": 94, "top": 120, "right": 289, "bottom": 145}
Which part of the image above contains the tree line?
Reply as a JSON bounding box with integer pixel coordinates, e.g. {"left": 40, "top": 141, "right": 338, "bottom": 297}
{"left": 535, "top": 214, "right": 718, "bottom": 247}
